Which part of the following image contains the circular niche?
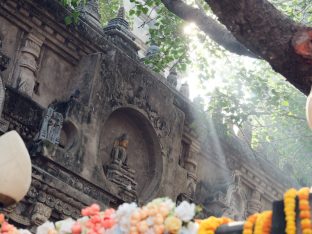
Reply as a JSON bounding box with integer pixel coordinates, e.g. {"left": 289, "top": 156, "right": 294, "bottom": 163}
{"left": 59, "top": 121, "right": 79, "bottom": 151}
{"left": 99, "top": 107, "right": 163, "bottom": 202}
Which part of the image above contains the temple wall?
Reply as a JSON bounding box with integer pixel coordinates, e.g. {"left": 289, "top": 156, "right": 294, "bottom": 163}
{"left": 0, "top": 0, "right": 298, "bottom": 229}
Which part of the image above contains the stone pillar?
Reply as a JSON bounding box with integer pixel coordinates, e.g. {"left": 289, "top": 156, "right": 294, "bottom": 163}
{"left": 247, "top": 188, "right": 263, "bottom": 216}
{"left": 15, "top": 32, "right": 44, "bottom": 97}
{"left": 184, "top": 140, "right": 200, "bottom": 198}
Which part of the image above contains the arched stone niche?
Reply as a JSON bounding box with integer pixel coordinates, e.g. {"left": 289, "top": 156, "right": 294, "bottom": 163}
{"left": 59, "top": 121, "right": 79, "bottom": 151}
{"left": 99, "top": 107, "right": 163, "bottom": 202}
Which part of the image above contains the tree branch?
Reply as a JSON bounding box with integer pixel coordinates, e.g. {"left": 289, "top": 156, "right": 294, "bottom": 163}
{"left": 204, "top": 0, "right": 312, "bottom": 95}
{"left": 160, "top": 0, "right": 258, "bottom": 58}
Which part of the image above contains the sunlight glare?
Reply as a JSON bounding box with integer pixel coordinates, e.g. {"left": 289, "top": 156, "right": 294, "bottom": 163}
{"left": 183, "top": 23, "right": 197, "bottom": 35}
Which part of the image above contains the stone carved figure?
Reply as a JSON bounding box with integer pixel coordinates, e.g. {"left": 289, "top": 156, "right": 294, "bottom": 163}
{"left": 104, "top": 133, "right": 137, "bottom": 202}
{"left": 222, "top": 170, "right": 247, "bottom": 220}
{"left": 111, "top": 133, "right": 128, "bottom": 166}
{"left": 39, "top": 107, "right": 64, "bottom": 144}
{"left": 205, "top": 170, "right": 247, "bottom": 220}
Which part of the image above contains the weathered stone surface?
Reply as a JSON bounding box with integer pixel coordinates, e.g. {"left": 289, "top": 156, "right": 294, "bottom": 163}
{"left": 0, "top": 0, "right": 299, "bottom": 229}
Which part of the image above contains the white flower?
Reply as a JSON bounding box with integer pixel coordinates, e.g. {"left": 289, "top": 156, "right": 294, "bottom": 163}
{"left": 77, "top": 216, "right": 89, "bottom": 223}
{"left": 19, "top": 229, "right": 32, "bottom": 234}
{"left": 162, "top": 198, "right": 175, "bottom": 211}
{"left": 115, "top": 203, "right": 138, "bottom": 233}
{"left": 180, "top": 222, "right": 199, "bottom": 234}
{"left": 55, "top": 218, "right": 76, "bottom": 234}
{"left": 36, "top": 221, "right": 55, "bottom": 234}
{"left": 174, "top": 201, "right": 195, "bottom": 222}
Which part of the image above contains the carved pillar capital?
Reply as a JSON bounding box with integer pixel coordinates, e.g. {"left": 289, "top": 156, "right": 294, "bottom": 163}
{"left": 15, "top": 31, "right": 44, "bottom": 97}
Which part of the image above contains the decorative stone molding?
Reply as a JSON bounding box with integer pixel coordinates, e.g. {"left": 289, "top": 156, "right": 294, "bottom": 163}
{"left": 2, "top": 87, "right": 43, "bottom": 140}
{"left": 15, "top": 32, "right": 44, "bottom": 97}
{"left": 31, "top": 202, "right": 52, "bottom": 226}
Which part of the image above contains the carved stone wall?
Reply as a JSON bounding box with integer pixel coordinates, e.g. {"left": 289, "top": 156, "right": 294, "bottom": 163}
{"left": 0, "top": 0, "right": 298, "bottom": 229}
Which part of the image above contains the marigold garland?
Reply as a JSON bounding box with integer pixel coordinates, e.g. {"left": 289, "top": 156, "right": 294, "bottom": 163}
{"left": 298, "top": 187, "right": 312, "bottom": 234}
{"left": 253, "top": 211, "right": 272, "bottom": 234}
{"left": 262, "top": 211, "right": 272, "bottom": 234}
{"left": 243, "top": 213, "right": 258, "bottom": 234}
{"left": 198, "top": 217, "right": 232, "bottom": 234}
{"left": 284, "top": 188, "right": 297, "bottom": 234}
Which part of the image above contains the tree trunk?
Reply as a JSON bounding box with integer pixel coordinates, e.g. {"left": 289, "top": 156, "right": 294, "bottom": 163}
{"left": 205, "top": 0, "right": 312, "bottom": 95}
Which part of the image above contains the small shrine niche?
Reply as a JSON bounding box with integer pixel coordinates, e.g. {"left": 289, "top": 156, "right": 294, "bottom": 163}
{"left": 104, "top": 133, "right": 137, "bottom": 201}
{"left": 99, "top": 108, "right": 162, "bottom": 203}
{"left": 39, "top": 107, "right": 63, "bottom": 145}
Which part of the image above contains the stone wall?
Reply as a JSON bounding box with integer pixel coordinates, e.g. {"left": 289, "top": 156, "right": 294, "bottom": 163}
{"left": 0, "top": 0, "right": 297, "bottom": 229}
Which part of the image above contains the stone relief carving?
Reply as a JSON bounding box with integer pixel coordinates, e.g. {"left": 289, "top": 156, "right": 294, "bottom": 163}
{"left": 32, "top": 160, "right": 118, "bottom": 205}
{"left": 205, "top": 170, "right": 247, "bottom": 220}
{"left": 247, "top": 189, "right": 263, "bottom": 216}
{"left": 27, "top": 176, "right": 84, "bottom": 219}
{"left": 222, "top": 170, "right": 247, "bottom": 220}
{"left": 31, "top": 202, "right": 52, "bottom": 226}
{"left": 104, "top": 133, "right": 137, "bottom": 202}
{"left": 39, "top": 107, "right": 64, "bottom": 145}
{"left": 2, "top": 87, "right": 43, "bottom": 139}
{"left": 14, "top": 32, "right": 44, "bottom": 97}
{"left": 101, "top": 57, "right": 171, "bottom": 139}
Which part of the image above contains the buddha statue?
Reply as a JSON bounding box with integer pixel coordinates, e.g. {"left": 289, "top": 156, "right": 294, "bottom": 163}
{"left": 105, "top": 133, "right": 137, "bottom": 202}
{"left": 111, "top": 133, "right": 129, "bottom": 167}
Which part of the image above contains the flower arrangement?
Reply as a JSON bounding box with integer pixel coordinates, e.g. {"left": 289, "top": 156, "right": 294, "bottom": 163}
{"left": 0, "top": 188, "right": 311, "bottom": 234}
{"left": 38, "top": 198, "right": 199, "bottom": 234}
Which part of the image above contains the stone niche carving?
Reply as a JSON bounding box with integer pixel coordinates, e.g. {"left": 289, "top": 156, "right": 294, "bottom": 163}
{"left": 39, "top": 107, "right": 63, "bottom": 145}
{"left": 104, "top": 133, "right": 138, "bottom": 202}
{"left": 99, "top": 108, "right": 162, "bottom": 203}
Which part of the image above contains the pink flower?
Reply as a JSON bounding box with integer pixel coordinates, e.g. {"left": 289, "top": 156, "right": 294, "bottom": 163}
{"left": 71, "top": 222, "right": 82, "bottom": 234}
{"left": 81, "top": 204, "right": 101, "bottom": 216}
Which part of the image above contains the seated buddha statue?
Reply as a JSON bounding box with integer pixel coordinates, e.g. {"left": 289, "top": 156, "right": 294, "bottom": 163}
{"left": 111, "top": 133, "right": 128, "bottom": 167}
